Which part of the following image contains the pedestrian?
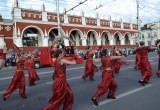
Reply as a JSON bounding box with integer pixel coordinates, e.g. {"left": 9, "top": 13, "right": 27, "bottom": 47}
{"left": 155, "top": 39, "right": 160, "bottom": 78}
{"left": 82, "top": 46, "right": 98, "bottom": 81}
{"left": 137, "top": 41, "right": 154, "bottom": 86}
{"left": 27, "top": 54, "right": 40, "bottom": 86}
{"left": 111, "top": 46, "right": 121, "bottom": 73}
{"left": 42, "top": 49, "right": 81, "bottom": 110}
{"left": 3, "top": 53, "right": 27, "bottom": 100}
{"left": 0, "top": 45, "right": 7, "bottom": 69}
{"left": 91, "top": 49, "right": 126, "bottom": 106}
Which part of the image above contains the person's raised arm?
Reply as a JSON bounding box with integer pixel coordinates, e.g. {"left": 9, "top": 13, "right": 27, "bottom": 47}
{"left": 111, "top": 55, "right": 125, "bottom": 60}
{"left": 61, "top": 59, "right": 76, "bottom": 65}
{"left": 116, "top": 50, "right": 121, "bottom": 56}
{"left": 92, "top": 58, "right": 101, "bottom": 63}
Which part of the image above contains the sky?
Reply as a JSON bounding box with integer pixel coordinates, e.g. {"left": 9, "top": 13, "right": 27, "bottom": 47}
{"left": 0, "top": 0, "right": 160, "bottom": 25}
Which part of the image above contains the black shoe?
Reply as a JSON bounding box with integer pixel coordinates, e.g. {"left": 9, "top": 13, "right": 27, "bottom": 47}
{"left": 91, "top": 97, "right": 98, "bottom": 106}
{"left": 21, "top": 95, "right": 27, "bottom": 99}
{"left": 82, "top": 77, "right": 86, "bottom": 81}
{"left": 90, "top": 78, "right": 95, "bottom": 81}
{"left": 107, "top": 96, "right": 116, "bottom": 99}
{"left": 143, "top": 80, "right": 149, "bottom": 84}
{"left": 134, "top": 66, "right": 137, "bottom": 70}
{"left": 156, "top": 73, "right": 160, "bottom": 78}
{"left": 3, "top": 97, "right": 7, "bottom": 101}
{"left": 138, "top": 80, "right": 145, "bottom": 86}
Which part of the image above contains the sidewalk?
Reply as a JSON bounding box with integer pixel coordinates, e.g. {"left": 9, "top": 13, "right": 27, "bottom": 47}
{"left": 1, "top": 66, "right": 16, "bottom": 71}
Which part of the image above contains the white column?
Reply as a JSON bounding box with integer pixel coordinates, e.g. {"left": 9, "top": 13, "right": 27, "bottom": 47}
{"left": 13, "top": 8, "right": 22, "bottom": 20}
{"left": 97, "top": 19, "right": 100, "bottom": 26}
{"left": 109, "top": 38, "right": 114, "bottom": 45}
{"left": 96, "top": 39, "right": 101, "bottom": 46}
{"left": 42, "top": 12, "right": 48, "bottom": 21}
{"left": 121, "top": 22, "right": 124, "bottom": 29}
{"left": 14, "top": 38, "right": 23, "bottom": 47}
{"left": 64, "top": 15, "right": 69, "bottom": 23}
{"left": 82, "top": 17, "right": 86, "bottom": 25}
{"left": 0, "top": 37, "right": 6, "bottom": 49}
{"left": 110, "top": 21, "right": 113, "bottom": 28}
{"left": 120, "top": 38, "right": 125, "bottom": 45}
{"left": 82, "top": 38, "right": 87, "bottom": 46}
{"left": 42, "top": 38, "right": 48, "bottom": 47}
{"left": 130, "top": 39, "right": 134, "bottom": 45}
{"left": 64, "top": 38, "right": 69, "bottom": 46}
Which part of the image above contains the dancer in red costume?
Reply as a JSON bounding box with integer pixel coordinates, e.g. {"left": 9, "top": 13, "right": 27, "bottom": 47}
{"left": 3, "top": 53, "right": 27, "bottom": 100}
{"left": 0, "top": 45, "right": 7, "bottom": 69}
{"left": 135, "top": 43, "right": 141, "bottom": 70}
{"left": 156, "top": 39, "right": 160, "bottom": 78}
{"left": 111, "top": 46, "right": 122, "bottom": 73}
{"left": 27, "top": 54, "right": 40, "bottom": 86}
{"left": 82, "top": 46, "right": 98, "bottom": 81}
{"left": 137, "top": 41, "right": 154, "bottom": 86}
{"left": 42, "top": 49, "right": 80, "bottom": 110}
{"left": 91, "top": 49, "right": 126, "bottom": 106}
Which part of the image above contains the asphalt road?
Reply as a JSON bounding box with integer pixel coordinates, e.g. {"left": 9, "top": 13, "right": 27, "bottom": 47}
{"left": 0, "top": 52, "right": 160, "bottom": 110}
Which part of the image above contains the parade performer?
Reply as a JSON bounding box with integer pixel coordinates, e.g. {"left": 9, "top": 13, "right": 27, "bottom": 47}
{"left": 0, "top": 45, "right": 7, "bottom": 69}
{"left": 135, "top": 43, "right": 141, "bottom": 70}
{"left": 82, "top": 46, "right": 98, "bottom": 81}
{"left": 156, "top": 39, "right": 160, "bottom": 78}
{"left": 137, "top": 41, "right": 154, "bottom": 86}
{"left": 91, "top": 49, "right": 126, "bottom": 106}
{"left": 111, "top": 46, "right": 122, "bottom": 73}
{"left": 3, "top": 53, "right": 27, "bottom": 100}
{"left": 42, "top": 49, "right": 81, "bottom": 110}
{"left": 27, "top": 54, "right": 40, "bottom": 86}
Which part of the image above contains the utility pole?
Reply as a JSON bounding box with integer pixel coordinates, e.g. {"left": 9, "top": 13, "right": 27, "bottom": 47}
{"left": 56, "top": 0, "right": 61, "bottom": 38}
{"left": 136, "top": 0, "right": 140, "bottom": 41}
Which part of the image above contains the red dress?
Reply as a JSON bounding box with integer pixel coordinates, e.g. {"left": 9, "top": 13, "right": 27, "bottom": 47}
{"left": 94, "top": 56, "right": 117, "bottom": 99}
{"left": 135, "top": 48, "right": 141, "bottom": 69}
{"left": 28, "top": 58, "right": 40, "bottom": 86}
{"left": 82, "top": 51, "right": 98, "bottom": 80}
{"left": 156, "top": 50, "right": 160, "bottom": 74}
{"left": 137, "top": 46, "right": 154, "bottom": 81}
{"left": 3, "top": 59, "right": 26, "bottom": 99}
{"left": 112, "top": 50, "right": 121, "bottom": 73}
{"left": 42, "top": 58, "right": 73, "bottom": 110}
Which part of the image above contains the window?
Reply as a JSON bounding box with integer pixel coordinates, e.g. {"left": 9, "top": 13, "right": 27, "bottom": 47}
{"left": 148, "top": 33, "right": 151, "bottom": 38}
{"left": 154, "top": 32, "right": 157, "bottom": 38}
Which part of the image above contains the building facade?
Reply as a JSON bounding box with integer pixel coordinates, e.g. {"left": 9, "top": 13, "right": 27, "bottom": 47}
{"left": 141, "top": 22, "right": 160, "bottom": 46}
{"left": 0, "top": 0, "right": 138, "bottom": 50}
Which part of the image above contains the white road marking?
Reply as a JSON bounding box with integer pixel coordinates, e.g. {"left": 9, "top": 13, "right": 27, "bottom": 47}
{"left": 93, "top": 84, "right": 152, "bottom": 107}
{"left": 0, "top": 61, "right": 158, "bottom": 81}
{"left": 0, "top": 61, "right": 158, "bottom": 94}
{"left": 0, "top": 90, "right": 5, "bottom": 94}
